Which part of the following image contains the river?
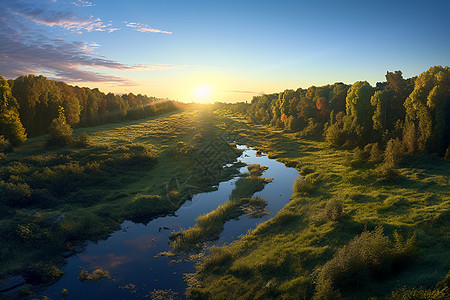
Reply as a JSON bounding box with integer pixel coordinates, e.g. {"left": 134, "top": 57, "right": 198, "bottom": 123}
{"left": 41, "top": 145, "right": 299, "bottom": 299}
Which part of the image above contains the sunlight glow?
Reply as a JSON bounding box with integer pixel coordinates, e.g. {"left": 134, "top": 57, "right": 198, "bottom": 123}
{"left": 194, "top": 85, "right": 212, "bottom": 100}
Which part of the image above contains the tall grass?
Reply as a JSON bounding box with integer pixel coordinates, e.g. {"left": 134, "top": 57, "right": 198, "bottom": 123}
{"left": 190, "top": 110, "right": 449, "bottom": 299}
{"left": 170, "top": 196, "right": 268, "bottom": 251}
{"left": 0, "top": 109, "right": 245, "bottom": 282}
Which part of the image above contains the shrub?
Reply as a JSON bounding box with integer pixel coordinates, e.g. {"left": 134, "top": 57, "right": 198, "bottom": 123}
{"left": 324, "top": 199, "right": 344, "bottom": 222}
{"left": 47, "top": 106, "right": 73, "bottom": 146}
{"left": 368, "top": 142, "right": 383, "bottom": 164}
{"left": 299, "top": 165, "right": 314, "bottom": 176}
{"left": 74, "top": 131, "right": 89, "bottom": 148}
{"left": 24, "top": 262, "right": 63, "bottom": 284}
{"left": 293, "top": 174, "right": 319, "bottom": 195}
{"left": 0, "top": 135, "right": 12, "bottom": 152}
{"left": 0, "top": 180, "right": 32, "bottom": 206}
{"left": 314, "top": 227, "right": 417, "bottom": 299}
{"left": 350, "top": 147, "right": 367, "bottom": 167}
{"left": 299, "top": 118, "right": 322, "bottom": 137}
{"left": 375, "top": 163, "right": 400, "bottom": 182}
{"left": 325, "top": 123, "right": 347, "bottom": 147}
{"left": 384, "top": 138, "right": 405, "bottom": 167}
{"left": 392, "top": 270, "right": 449, "bottom": 300}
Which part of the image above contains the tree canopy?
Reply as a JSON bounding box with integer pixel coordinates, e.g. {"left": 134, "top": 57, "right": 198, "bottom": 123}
{"left": 0, "top": 74, "right": 27, "bottom": 145}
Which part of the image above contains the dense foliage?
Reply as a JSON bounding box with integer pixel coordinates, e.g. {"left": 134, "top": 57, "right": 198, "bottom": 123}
{"left": 0, "top": 74, "right": 178, "bottom": 143}
{"left": 0, "top": 75, "right": 27, "bottom": 145}
{"left": 225, "top": 66, "right": 449, "bottom": 159}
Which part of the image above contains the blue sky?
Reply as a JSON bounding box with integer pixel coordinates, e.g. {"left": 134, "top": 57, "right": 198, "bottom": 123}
{"left": 0, "top": 0, "right": 448, "bottom": 102}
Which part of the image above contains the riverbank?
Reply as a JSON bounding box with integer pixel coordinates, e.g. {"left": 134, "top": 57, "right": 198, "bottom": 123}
{"left": 0, "top": 108, "right": 243, "bottom": 295}
{"left": 190, "top": 110, "right": 450, "bottom": 299}
{"left": 35, "top": 142, "right": 299, "bottom": 299}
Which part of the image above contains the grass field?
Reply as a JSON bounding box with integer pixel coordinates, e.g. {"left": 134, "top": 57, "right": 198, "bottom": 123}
{"left": 189, "top": 110, "right": 450, "bottom": 299}
{"left": 170, "top": 164, "right": 270, "bottom": 252}
{"left": 0, "top": 108, "right": 243, "bottom": 286}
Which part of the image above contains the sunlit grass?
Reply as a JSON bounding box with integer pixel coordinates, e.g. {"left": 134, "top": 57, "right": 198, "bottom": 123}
{"left": 170, "top": 165, "right": 270, "bottom": 252}
{"left": 189, "top": 109, "right": 450, "bottom": 299}
{"left": 0, "top": 108, "right": 243, "bottom": 281}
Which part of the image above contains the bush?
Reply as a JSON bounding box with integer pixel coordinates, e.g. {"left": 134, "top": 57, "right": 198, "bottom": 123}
{"left": 392, "top": 270, "right": 449, "bottom": 299}
{"left": 299, "top": 165, "right": 315, "bottom": 176}
{"left": 293, "top": 174, "right": 319, "bottom": 195}
{"left": 74, "top": 131, "right": 89, "bottom": 148}
{"left": 350, "top": 147, "right": 367, "bottom": 168}
{"left": 47, "top": 106, "right": 73, "bottom": 146}
{"left": 24, "top": 262, "right": 63, "bottom": 284}
{"left": 375, "top": 163, "right": 400, "bottom": 182}
{"left": 0, "top": 180, "right": 32, "bottom": 206}
{"left": 314, "top": 227, "right": 417, "bottom": 299}
{"left": 384, "top": 138, "right": 405, "bottom": 167}
{"left": 325, "top": 123, "right": 347, "bottom": 147}
{"left": 350, "top": 143, "right": 382, "bottom": 167}
{"left": 368, "top": 142, "right": 383, "bottom": 164}
{"left": 0, "top": 135, "right": 12, "bottom": 152}
{"left": 324, "top": 199, "right": 344, "bottom": 222}
{"left": 299, "top": 118, "right": 322, "bottom": 137}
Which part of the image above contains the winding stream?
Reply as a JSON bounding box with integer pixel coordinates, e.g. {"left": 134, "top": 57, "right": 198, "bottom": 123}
{"left": 41, "top": 145, "right": 299, "bottom": 299}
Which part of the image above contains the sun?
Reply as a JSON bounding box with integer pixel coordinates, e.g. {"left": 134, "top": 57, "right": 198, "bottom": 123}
{"left": 194, "top": 85, "right": 212, "bottom": 100}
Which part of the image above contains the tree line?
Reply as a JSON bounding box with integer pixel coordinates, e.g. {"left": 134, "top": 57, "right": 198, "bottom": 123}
{"left": 0, "top": 74, "right": 178, "bottom": 146}
{"left": 223, "top": 66, "right": 450, "bottom": 160}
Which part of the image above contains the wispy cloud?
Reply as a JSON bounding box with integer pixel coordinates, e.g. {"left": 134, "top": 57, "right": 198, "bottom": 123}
{"left": 73, "top": 0, "right": 95, "bottom": 7}
{"left": 14, "top": 9, "right": 120, "bottom": 33}
{"left": 88, "top": 41, "right": 101, "bottom": 48}
{"left": 125, "top": 21, "right": 172, "bottom": 34}
{"left": 0, "top": 1, "right": 183, "bottom": 84}
{"left": 229, "top": 90, "right": 259, "bottom": 94}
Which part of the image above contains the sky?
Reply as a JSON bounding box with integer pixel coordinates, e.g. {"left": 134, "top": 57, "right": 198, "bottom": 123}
{"left": 0, "top": 0, "right": 449, "bottom": 102}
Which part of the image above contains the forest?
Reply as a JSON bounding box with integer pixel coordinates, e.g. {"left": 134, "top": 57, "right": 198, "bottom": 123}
{"left": 0, "top": 66, "right": 449, "bottom": 299}
{"left": 0, "top": 74, "right": 178, "bottom": 145}
{"left": 227, "top": 66, "right": 450, "bottom": 160}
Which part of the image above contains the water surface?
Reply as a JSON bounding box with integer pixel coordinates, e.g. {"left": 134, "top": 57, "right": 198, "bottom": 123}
{"left": 42, "top": 145, "right": 299, "bottom": 299}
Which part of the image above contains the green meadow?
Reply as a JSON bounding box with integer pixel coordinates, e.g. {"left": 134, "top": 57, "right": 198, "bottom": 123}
{"left": 0, "top": 108, "right": 242, "bottom": 283}
{"left": 1, "top": 107, "right": 448, "bottom": 299}
{"left": 188, "top": 110, "right": 450, "bottom": 299}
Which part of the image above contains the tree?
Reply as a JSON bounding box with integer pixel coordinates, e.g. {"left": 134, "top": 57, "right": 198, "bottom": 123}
{"left": 0, "top": 74, "right": 27, "bottom": 145}
{"left": 316, "top": 97, "right": 330, "bottom": 122}
{"left": 346, "top": 81, "right": 375, "bottom": 130}
{"left": 11, "top": 75, "right": 60, "bottom": 136}
{"left": 57, "top": 81, "right": 81, "bottom": 126}
{"left": 403, "top": 66, "right": 450, "bottom": 155}
{"left": 47, "top": 106, "right": 73, "bottom": 146}
{"left": 345, "top": 81, "right": 375, "bottom": 144}
{"left": 371, "top": 90, "right": 388, "bottom": 133}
